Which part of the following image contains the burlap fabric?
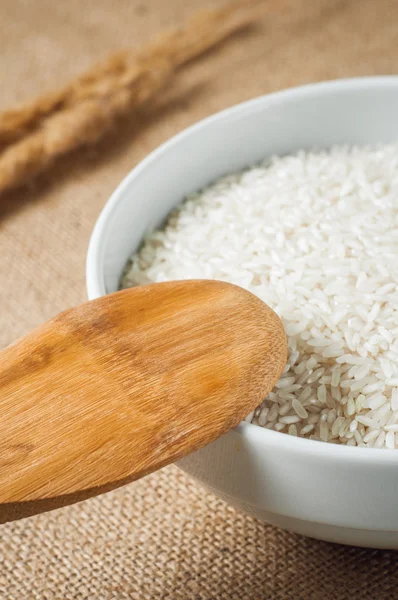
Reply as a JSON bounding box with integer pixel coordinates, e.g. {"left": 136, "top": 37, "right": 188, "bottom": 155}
{"left": 1, "top": 1, "right": 398, "bottom": 598}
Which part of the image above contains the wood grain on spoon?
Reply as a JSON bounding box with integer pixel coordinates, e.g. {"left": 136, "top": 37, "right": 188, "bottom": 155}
{"left": 0, "top": 280, "right": 287, "bottom": 523}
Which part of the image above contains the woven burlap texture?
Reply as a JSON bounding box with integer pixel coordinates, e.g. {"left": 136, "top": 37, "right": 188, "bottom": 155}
{"left": 1, "top": 0, "right": 398, "bottom": 598}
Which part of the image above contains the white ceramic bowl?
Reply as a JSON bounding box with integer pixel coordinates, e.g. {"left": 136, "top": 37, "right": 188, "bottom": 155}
{"left": 87, "top": 77, "right": 398, "bottom": 549}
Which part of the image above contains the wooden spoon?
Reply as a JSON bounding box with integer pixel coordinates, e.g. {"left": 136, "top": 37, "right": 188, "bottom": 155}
{"left": 0, "top": 280, "right": 286, "bottom": 523}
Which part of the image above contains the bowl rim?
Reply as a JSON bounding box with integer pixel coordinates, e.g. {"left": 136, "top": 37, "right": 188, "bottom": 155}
{"left": 86, "top": 75, "right": 398, "bottom": 464}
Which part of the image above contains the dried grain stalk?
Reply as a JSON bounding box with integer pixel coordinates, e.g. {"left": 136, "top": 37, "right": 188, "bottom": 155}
{"left": 0, "top": 0, "right": 279, "bottom": 194}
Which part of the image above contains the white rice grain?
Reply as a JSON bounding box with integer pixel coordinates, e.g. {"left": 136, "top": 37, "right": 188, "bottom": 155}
{"left": 386, "top": 430, "right": 395, "bottom": 449}
{"left": 122, "top": 144, "right": 398, "bottom": 449}
{"left": 391, "top": 388, "right": 398, "bottom": 411}
{"left": 292, "top": 398, "right": 308, "bottom": 419}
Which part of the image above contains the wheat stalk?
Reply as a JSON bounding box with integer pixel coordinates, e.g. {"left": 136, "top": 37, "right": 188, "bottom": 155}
{"left": 0, "top": 1, "right": 277, "bottom": 194}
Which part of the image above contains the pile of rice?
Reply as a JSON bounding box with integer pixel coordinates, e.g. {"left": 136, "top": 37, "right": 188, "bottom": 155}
{"left": 121, "top": 144, "right": 398, "bottom": 449}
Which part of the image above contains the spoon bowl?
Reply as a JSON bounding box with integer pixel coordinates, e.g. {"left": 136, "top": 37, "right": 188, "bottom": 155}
{"left": 0, "top": 279, "right": 286, "bottom": 523}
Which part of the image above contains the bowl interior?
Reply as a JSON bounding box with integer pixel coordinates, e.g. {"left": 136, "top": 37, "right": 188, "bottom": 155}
{"left": 87, "top": 77, "right": 398, "bottom": 299}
